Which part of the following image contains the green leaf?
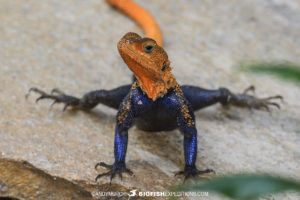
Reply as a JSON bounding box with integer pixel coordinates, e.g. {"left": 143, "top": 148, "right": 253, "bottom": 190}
{"left": 241, "top": 62, "right": 300, "bottom": 84}
{"left": 178, "top": 174, "right": 300, "bottom": 200}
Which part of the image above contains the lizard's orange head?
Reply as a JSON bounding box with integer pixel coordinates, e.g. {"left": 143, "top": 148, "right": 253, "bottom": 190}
{"left": 118, "top": 32, "right": 177, "bottom": 100}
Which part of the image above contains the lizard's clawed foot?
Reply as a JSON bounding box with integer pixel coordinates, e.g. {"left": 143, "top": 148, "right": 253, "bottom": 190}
{"left": 224, "top": 86, "right": 283, "bottom": 111}
{"left": 95, "top": 161, "right": 133, "bottom": 183}
{"left": 26, "top": 88, "right": 81, "bottom": 111}
{"left": 175, "top": 165, "right": 214, "bottom": 181}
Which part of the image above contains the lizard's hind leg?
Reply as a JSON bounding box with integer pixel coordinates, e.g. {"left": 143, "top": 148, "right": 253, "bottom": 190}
{"left": 26, "top": 85, "right": 131, "bottom": 111}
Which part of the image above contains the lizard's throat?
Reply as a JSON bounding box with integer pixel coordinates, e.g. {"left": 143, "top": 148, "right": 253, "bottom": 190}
{"left": 131, "top": 65, "right": 177, "bottom": 101}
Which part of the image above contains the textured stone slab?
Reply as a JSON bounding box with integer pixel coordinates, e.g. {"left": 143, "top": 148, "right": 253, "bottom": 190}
{"left": 0, "top": 0, "right": 299, "bottom": 199}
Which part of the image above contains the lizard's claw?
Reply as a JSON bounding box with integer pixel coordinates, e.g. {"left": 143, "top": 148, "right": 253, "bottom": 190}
{"left": 26, "top": 87, "right": 81, "bottom": 111}
{"left": 175, "top": 165, "right": 214, "bottom": 181}
{"left": 243, "top": 85, "right": 255, "bottom": 94}
{"left": 224, "top": 86, "right": 283, "bottom": 111}
{"left": 95, "top": 161, "right": 133, "bottom": 183}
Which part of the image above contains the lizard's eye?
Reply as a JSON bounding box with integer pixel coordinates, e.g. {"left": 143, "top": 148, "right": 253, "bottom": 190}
{"left": 143, "top": 45, "right": 154, "bottom": 53}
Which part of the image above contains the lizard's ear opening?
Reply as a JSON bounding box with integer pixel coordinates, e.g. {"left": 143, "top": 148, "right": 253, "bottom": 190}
{"left": 161, "top": 62, "right": 168, "bottom": 71}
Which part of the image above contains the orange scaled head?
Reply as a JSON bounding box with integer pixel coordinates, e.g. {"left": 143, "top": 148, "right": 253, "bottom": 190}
{"left": 118, "top": 32, "right": 177, "bottom": 100}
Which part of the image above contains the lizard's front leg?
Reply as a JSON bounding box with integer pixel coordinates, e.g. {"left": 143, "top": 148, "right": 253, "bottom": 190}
{"left": 95, "top": 93, "right": 134, "bottom": 183}
{"left": 223, "top": 86, "right": 283, "bottom": 111}
{"left": 175, "top": 127, "right": 214, "bottom": 180}
{"left": 175, "top": 100, "right": 214, "bottom": 180}
{"left": 182, "top": 85, "right": 282, "bottom": 111}
{"left": 26, "top": 85, "right": 131, "bottom": 111}
{"left": 95, "top": 126, "right": 133, "bottom": 182}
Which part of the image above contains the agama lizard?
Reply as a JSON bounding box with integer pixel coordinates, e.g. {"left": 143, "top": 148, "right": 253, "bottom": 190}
{"left": 28, "top": 32, "right": 282, "bottom": 181}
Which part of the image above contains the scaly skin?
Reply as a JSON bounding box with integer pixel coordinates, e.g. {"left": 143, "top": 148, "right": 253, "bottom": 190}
{"left": 27, "top": 32, "right": 282, "bottom": 182}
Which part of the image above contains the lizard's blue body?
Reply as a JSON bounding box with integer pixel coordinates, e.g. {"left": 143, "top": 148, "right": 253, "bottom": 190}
{"left": 116, "top": 85, "right": 197, "bottom": 169}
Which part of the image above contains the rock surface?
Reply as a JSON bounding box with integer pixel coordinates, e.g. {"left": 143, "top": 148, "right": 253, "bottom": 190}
{"left": 0, "top": 0, "right": 299, "bottom": 199}
{"left": 0, "top": 158, "right": 93, "bottom": 200}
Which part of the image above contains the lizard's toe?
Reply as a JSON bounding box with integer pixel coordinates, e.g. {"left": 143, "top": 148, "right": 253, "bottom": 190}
{"left": 253, "top": 95, "right": 283, "bottom": 111}
{"left": 95, "top": 161, "right": 133, "bottom": 183}
{"left": 175, "top": 166, "right": 214, "bottom": 181}
{"left": 26, "top": 87, "right": 81, "bottom": 111}
{"left": 243, "top": 85, "right": 255, "bottom": 94}
{"left": 226, "top": 86, "right": 283, "bottom": 111}
{"left": 95, "top": 162, "right": 113, "bottom": 170}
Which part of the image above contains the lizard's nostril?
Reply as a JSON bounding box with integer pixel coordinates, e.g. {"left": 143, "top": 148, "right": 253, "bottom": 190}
{"left": 161, "top": 63, "right": 167, "bottom": 71}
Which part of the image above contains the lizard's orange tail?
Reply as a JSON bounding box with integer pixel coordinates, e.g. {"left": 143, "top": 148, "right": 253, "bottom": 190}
{"left": 106, "top": 0, "right": 163, "bottom": 46}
